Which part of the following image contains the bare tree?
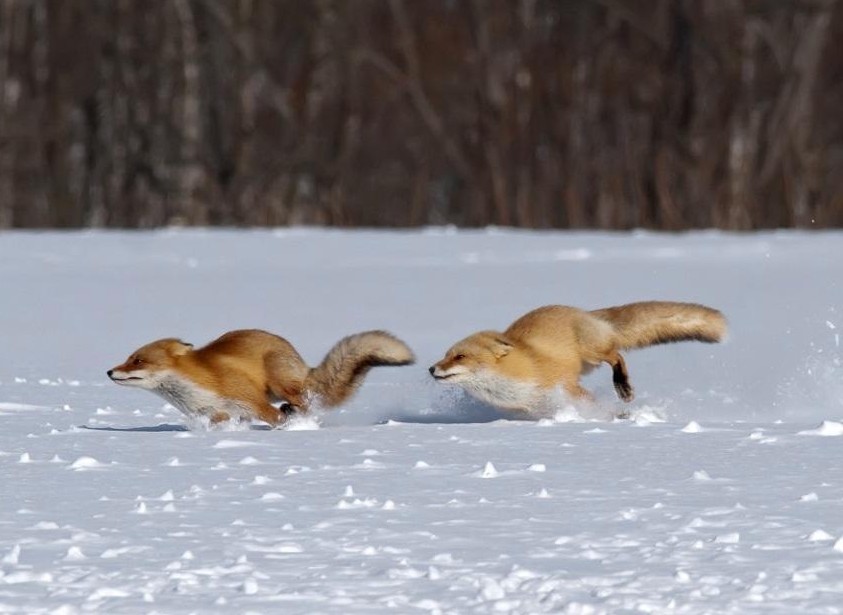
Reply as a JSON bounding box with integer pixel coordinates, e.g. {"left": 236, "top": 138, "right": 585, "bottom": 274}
{"left": 0, "top": 0, "right": 841, "bottom": 229}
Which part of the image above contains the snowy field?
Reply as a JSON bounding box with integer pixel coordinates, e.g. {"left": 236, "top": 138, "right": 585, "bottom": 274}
{"left": 0, "top": 228, "right": 841, "bottom": 614}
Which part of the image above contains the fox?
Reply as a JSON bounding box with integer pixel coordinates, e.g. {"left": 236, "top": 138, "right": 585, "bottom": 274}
{"left": 429, "top": 301, "right": 727, "bottom": 412}
{"left": 108, "top": 329, "right": 415, "bottom": 427}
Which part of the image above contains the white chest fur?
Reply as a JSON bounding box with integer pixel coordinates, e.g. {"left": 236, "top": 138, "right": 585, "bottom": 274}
{"left": 460, "top": 370, "right": 543, "bottom": 411}
{"left": 155, "top": 374, "right": 246, "bottom": 419}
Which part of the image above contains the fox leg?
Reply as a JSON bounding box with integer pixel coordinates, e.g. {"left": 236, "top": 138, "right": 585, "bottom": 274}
{"left": 263, "top": 374, "right": 306, "bottom": 416}
{"left": 254, "top": 402, "right": 288, "bottom": 428}
{"left": 562, "top": 377, "right": 595, "bottom": 402}
{"left": 570, "top": 385, "right": 595, "bottom": 402}
{"left": 278, "top": 402, "right": 303, "bottom": 417}
{"left": 209, "top": 410, "right": 252, "bottom": 426}
{"left": 265, "top": 375, "right": 307, "bottom": 407}
{"left": 209, "top": 411, "right": 231, "bottom": 425}
{"left": 607, "top": 352, "right": 634, "bottom": 402}
{"left": 271, "top": 390, "right": 307, "bottom": 415}
{"left": 264, "top": 353, "right": 310, "bottom": 413}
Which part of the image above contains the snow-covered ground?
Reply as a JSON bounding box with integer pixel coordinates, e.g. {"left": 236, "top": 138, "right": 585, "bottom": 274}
{"left": 0, "top": 229, "right": 841, "bottom": 614}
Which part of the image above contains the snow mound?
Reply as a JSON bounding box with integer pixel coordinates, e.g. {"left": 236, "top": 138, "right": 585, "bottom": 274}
{"left": 798, "top": 421, "right": 843, "bottom": 437}
{"left": 681, "top": 421, "right": 703, "bottom": 433}
{"left": 67, "top": 456, "right": 105, "bottom": 470}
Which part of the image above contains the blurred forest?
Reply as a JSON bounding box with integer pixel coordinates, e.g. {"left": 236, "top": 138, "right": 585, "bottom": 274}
{"left": 0, "top": 0, "right": 841, "bottom": 229}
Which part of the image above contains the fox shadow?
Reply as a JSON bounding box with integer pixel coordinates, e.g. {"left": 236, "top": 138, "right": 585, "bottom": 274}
{"left": 381, "top": 389, "right": 527, "bottom": 425}
{"left": 79, "top": 423, "right": 273, "bottom": 433}
{"left": 79, "top": 423, "right": 189, "bottom": 433}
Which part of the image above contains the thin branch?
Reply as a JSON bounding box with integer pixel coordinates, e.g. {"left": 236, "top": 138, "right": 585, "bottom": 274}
{"left": 354, "top": 47, "right": 472, "bottom": 180}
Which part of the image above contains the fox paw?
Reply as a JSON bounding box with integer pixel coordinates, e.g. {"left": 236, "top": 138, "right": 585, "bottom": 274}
{"left": 614, "top": 381, "right": 634, "bottom": 403}
{"left": 278, "top": 403, "right": 303, "bottom": 420}
{"left": 209, "top": 411, "right": 232, "bottom": 425}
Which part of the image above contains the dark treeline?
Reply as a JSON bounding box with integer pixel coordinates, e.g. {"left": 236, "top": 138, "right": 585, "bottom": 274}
{"left": 1, "top": 0, "right": 841, "bottom": 229}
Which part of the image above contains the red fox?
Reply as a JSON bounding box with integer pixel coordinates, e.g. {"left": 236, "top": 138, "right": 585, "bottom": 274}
{"left": 108, "top": 329, "right": 414, "bottom": 427}
{"left": 429, "top": 302, "right": 726, "bottom": 412}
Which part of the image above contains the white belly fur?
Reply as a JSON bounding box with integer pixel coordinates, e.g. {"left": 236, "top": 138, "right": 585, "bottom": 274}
{"left": 460, "top": 370, "right": 544, "bottom": 411}
{"left": 155, "top": 376, "right": 250, "bottom": 419}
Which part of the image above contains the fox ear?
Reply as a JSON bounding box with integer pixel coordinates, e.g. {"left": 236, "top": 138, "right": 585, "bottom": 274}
{"left": 491, "top": 336, "right": 513, "bottom": 359}
{"left": 173, "top": 340, "right": 193, "bottom": 355}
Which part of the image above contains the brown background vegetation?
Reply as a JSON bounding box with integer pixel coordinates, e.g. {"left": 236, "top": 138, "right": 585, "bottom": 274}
{"left": 1, "top": 0, "right": 841, "bottom": 229}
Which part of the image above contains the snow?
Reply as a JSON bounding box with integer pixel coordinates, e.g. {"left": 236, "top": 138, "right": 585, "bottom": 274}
{"left": 798, "top": 420, "right": 843, "bottom": 437}
{"left": 1, "top": 228, "right": 842, "bottom": 613}
{"left": 681, "top": 421, "right": 704, "bottom": 433}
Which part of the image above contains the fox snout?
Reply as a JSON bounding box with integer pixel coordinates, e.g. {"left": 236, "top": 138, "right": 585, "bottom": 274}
{"left": 107, "top": 365, "right": 137, "bottom": 382}
{"left": 107, "top": 367, "right": 134, "bottom": 379}
{"left": 429, "top": 361, "right": 466, "bottom": 381}
{"left": 429, "top": 363, "right": 447, "bottom": 379}
{"left": 107, "top": 362, "right": 152, "bottom": 387}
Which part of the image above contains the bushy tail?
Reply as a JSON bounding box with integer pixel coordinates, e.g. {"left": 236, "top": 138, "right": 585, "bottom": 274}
{"left": 305, "top": 331, "right": 415, "bottom": 407}
{"left": 591, "top": 301, "right": 727, "bottom": 350}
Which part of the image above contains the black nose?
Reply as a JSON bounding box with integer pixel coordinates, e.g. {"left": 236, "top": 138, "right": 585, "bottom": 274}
{"left": 107, "top": 370, "right": 113, "bottom": 377}
{"left": 428, "top": 366, "right": 435, "bottom": 375}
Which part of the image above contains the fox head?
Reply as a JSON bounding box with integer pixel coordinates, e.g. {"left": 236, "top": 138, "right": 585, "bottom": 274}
{"left": 107, "top": 338, "right": 194, "bottom": 389}
{"left": 429, "top": 331, "right": 513, "bottom": 383}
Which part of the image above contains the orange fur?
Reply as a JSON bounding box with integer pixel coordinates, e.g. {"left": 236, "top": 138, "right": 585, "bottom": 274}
{"left": 430, "top": 302, "right": 726, "bottom": 411}
{"left": 109, "top": 329, "right": 414, "bottom": 427}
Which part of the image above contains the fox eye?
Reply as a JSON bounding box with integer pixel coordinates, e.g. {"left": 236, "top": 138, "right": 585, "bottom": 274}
{"left": 132, "top": 358, "right": 143, "bottom": 366}
{"left": 453, "top": 354, "right": 465, "bottom": 361}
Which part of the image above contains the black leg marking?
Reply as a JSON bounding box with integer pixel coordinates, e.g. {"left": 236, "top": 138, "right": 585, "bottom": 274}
{"left": 279, "top": 402, "right": 301, "bottom": 418}
{"left": 611, "top": 355, "right": 634, "bottom": 402}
